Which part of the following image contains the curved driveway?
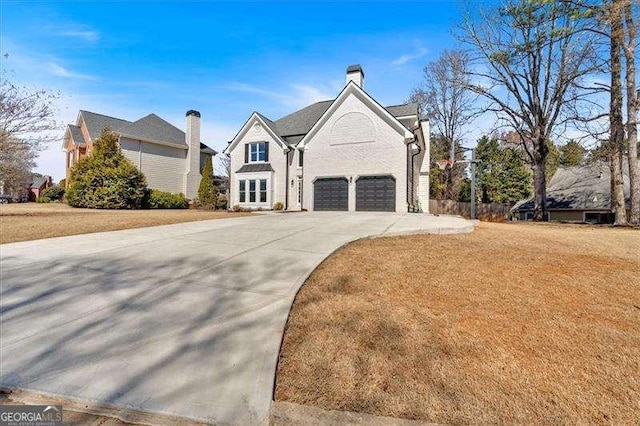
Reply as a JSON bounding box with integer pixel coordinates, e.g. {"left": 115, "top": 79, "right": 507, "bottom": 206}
{"left": 1, "top": 212, "right": 472, "bottom": 424}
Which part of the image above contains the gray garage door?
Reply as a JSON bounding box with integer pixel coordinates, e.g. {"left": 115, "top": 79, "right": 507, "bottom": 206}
{"left": 356, "top": 175, "right": 396, "bottom": 212}
{"left": 314, "top": 178, "right": 348, "bottom": 211}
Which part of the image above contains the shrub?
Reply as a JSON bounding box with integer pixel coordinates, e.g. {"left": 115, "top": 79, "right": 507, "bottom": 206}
{"left": 36, "top": 196, "right": 51, "bottom": 203}
{"left": 144, "top": 189, "right": 188, "bottom": 209}
{"left": 41, "top": 185, "right": 65, "bottom": 201}
{"left": 273, "top": 201, "right": 284, "bottom": 211}
{"left": 66, "top": 128, "right": 147, "bottom": 209}
{"left": 58, "top": 178, "right": 66, "bottom": 188}
{"left": 216, "top": 193, "right": 228, "bottom": 210}
{"left": 231, "top": 204, "right": 251, "bottom": 212}
{"left": 198, "top": 156, "right": 218, "bottom": 208}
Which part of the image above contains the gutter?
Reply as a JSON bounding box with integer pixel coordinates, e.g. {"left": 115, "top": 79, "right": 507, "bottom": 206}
{"left": 408, "top": 139, "right": 421, "bottom": 213}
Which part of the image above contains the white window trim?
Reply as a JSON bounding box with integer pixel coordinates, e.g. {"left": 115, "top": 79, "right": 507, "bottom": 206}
{"left": 236, "top": 172, "right": 271, "bottom": 207}
{"left": 297, "top": 149, "right": 303, "bottom": 169}
{"left": 249, "top": 142, "right": 267, "bottom": 164}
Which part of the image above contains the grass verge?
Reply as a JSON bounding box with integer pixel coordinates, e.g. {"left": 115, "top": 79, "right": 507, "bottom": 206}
{"left": 275, "top": 222, "right": 640, "bottom": 424}
{"left": 0, "top": 203, "right": 250, "bottom": 244}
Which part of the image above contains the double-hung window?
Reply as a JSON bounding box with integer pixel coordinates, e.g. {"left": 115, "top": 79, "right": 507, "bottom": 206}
{"left": 249, "top": 180, "right": 256, "bottom": 202}
{"left": 239, "top": 181, "right": 246, "bottom": 202}
{"left": 259, "top": 179, "right": 267, "bottom": 203}
{"left": 250, "top": 142, "right": 266, "bottom": 162}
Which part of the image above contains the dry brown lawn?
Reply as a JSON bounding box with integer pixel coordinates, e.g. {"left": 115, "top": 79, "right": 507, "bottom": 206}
{"left": 0, "top": 203, "right": 250, "bottom": 244}
{"left": 275, "top": 222, "right": 640, "bottom": 424}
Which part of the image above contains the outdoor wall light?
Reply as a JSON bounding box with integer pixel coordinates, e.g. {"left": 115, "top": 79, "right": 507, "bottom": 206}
{"left": 349, "top": 176, "right": 353, "bottom": 183}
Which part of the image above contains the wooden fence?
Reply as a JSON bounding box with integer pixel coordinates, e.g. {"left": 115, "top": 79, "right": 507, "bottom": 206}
{"left": 429, "top": 199, "right": 511, "bottom": 222}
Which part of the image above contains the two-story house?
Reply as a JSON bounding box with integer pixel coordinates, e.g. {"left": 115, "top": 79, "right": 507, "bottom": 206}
{"left": 224, "top": 65, "right": 430, "bottom": 212}
{"left": 64, "top": 110, "right": 217, "bottom": 199}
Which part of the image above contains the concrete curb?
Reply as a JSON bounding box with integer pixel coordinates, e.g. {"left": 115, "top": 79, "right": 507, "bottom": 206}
{"left": 270, "top": 401, "right": 439, "bottom": 425}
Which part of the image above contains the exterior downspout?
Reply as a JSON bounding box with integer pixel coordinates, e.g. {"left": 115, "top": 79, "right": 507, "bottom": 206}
{"left": 409, "top": 141, "right": 421, "bottom": 212}
{"left": 284, "top": 147, "right": 291, "bottom": 210}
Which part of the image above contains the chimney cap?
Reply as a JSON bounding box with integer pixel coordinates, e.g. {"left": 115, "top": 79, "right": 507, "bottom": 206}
{"left": 346, "top": 64, "right": 364, "bottom": 76}
{"left": 186, "top": 110, "right": 201, "bottom": 118}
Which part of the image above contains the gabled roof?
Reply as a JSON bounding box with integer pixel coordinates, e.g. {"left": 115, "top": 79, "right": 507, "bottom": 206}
{"left": 30, "top": 175, "right": 50, "bottom": 189}
{"left": 71, "top": 110, "right": 216, "bottom": 153}
{"left": 118, "top": 113, "right": 187, "bottom": 147}
{"left": 298, "top": 81, "right": 414, "bottom": 148}
{"left": 67, "top": 124, "right": 86, "bottom": 146}
{"left": 225, "top": 84, "right": 418, "bottom": 153}
{"left": 513, "top": 161, "right": 631, "bottom": 211}
{"left": 79, "top": 110, "right": 131, "bottom": 140}
{"left": 224, "top": 112, "right": 289, "bottom": 154}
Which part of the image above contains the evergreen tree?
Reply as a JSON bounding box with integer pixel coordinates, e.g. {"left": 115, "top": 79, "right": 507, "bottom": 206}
{"left": 66, "top": 128, "right": 147, "bottom": 209}
{"left": 559, "top": 140, "right": 586, "bottom": 166}
{"left": 476, "top": 136, "right": 533, "bottom": 204}
{"left": 198, "top": 156, "right": 218, "bottom": 208}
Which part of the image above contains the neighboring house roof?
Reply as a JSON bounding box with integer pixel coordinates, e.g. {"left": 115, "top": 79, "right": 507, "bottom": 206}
{"left": 118, "top": 113, "right": 188, "bottom": 147}
{"left": 70, "top": 110, "right": 217, "bottom": 154}
{"left": 236, "top": 163, "right": 275, "bottom": 173}
{"left": 67, "top": 124, "right": 86, "bottom": 146}
{"left": 513, "top": 161, "right": 631, "bottom": 211}
{"left": 80, "top": 110, "right": 131, "bottom": 140}
{"left": 29, "top": 175, "right": 50, "bottom": 189}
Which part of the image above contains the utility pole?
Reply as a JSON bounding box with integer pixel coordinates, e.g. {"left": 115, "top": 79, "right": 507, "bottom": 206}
{"left": 470, "top": 148, "right": 477, "bottom": 220}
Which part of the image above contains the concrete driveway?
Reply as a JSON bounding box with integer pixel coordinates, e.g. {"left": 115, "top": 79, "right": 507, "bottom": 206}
{"left": 0, "top": 212, "right": 473, "bottom": 424}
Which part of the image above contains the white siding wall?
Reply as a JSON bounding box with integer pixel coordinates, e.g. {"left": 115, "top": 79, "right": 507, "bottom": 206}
{"left": 229, "top": 120, "right": 287, "bottom": 209}
{"left": 120, "top": 136, "right": 187, "bottom": 195}
{"left": 303, "top": 93, "right": 408, "bottom": 213}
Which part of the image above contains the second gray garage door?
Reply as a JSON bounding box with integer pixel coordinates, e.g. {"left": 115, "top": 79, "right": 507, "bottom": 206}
{"left": 356, "top": 175, "right": 396, "bottom": 212}
{"left": 314, "top": 177, "right": 348, "bottom": 211}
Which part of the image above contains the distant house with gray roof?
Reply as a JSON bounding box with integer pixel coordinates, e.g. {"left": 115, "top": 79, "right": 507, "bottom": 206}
{"left": 512, "top": 161, "right": 631, "bottom": 223}
{"left": 28, "top": 175, "right": 53, "bottom": 202}
{"left": 223, "top": 65, "right": 430, "bottom": 212}
{"left": 64, "top": 110, "right": 217, "bottom": 199}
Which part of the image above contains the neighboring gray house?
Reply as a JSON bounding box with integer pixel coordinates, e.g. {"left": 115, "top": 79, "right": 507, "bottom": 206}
{"left": 64, "top": 110, "right": 217, "bottom": 199}
{"left": 512, "top": 161, "right": 631, "bottom": 223}
{"left": 224, "top": 65, "right": 430, "bottom": 212}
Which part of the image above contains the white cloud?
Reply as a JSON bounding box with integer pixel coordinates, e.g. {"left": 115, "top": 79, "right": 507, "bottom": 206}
{"left": 46, "top": 62, "right": 95, "bottom": 80}
{"left": 391, "top": 47, "right": 428, "bottom": 66}
{"left": 56, "top": 29, "right": 100, "bottom": 42}
{"left": 224, "top": 82, "right": 333, "bottom": 109}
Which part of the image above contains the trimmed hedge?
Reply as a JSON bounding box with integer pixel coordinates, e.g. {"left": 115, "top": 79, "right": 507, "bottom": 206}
{"left": 144, "top": 189, "right": 188, "bottom": 209}
{"left": 41, "top": 185, "right": 65, "bottom": 201}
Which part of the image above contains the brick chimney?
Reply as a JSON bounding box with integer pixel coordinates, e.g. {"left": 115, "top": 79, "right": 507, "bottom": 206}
{"left": 184, "top": 110, "right": 201, "bottom": 199}
{"left": 346, "top": 64, "right": 364, "bottom": 88}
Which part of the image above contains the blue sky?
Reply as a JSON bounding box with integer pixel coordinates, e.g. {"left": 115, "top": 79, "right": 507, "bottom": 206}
{"left": 1, "top": 0, "right": 465, "bottom": 180}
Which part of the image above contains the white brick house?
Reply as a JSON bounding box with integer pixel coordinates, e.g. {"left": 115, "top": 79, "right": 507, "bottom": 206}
{"left": 224, "top": 65, "right": 430, "bottom": 213}
{"left": 64, "top": 110, "right": 216, "bottom": 199}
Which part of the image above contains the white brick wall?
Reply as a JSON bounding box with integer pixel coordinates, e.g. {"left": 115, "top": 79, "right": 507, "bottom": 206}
{"left": 303, "top": 93, "right": 408, "bottom": 213}
{"left": 229, "top": 119, "right": 288, "bottom": 209}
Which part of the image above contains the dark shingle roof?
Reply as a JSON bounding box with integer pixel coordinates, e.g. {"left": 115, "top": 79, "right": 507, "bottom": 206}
{"left": 30, "top": 175, "right": 49, "bottom": 189}
{"left": 268, "top": 100, "right": 417, "bottom": 142}
{"left": 117, "top": 114, "right": 187, "bottom": 146}
{"left": 67, "top": 124, "right": 86, "bottom": 146}
{"left": 236, "top": 163, "right": 274, "bottom": 173}
{"left": 200, "top": 143, "right": 217, "bottom": 155}
{"left": 274, "top": 100, "right": 334, "bottom": 137}
{"left": 80, "top": 110, "right": 131, "bottom": 140}
{"left": 513, "top": 161, "right": 630, "bottom": 211}
{"left": 386, "top": 103, "right": 419, "bottom": 118}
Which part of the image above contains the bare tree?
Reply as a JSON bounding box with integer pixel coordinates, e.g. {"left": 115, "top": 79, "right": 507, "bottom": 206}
{"left": 622, "top": 0, "right": 639, "bottom": 225}
{"left": 608, "top": 0, "right": 628, "bottom": 225}
{"left": 458, "top": 0, "right": 599, "bottom": 220}
{"left": 410, "top": 50, "right": 477, "bottom": 163}
{"left": 0, "top": 74, "right": 59, "bottom": 196}
{"left": 1, "top": 74, "right": 59, "bottom": 150}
